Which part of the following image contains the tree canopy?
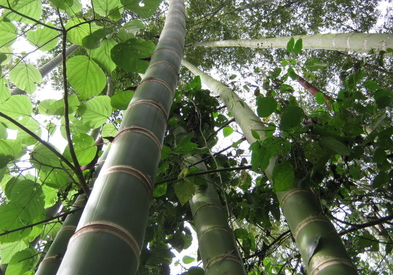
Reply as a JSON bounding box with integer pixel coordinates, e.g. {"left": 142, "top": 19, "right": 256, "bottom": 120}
{"left": 0, "top": 0, "right": 392, "bottom": 274}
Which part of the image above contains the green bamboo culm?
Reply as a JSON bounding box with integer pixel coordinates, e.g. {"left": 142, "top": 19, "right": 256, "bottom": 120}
{"left": 56, "top": 1, "right": 185, "bottom": 274}
{"left": 181, "top": 60, "right": 358, "bottom": 275}
{"left": 171, "top": 118, "right": 247, "bottom": 275}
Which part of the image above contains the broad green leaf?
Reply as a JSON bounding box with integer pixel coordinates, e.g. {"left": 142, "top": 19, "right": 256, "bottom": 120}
{"left": 0, "top": 78, "right": 10, "bottom": 103}
{"left": 111, "top": 39, "right": 155, "bottom": 73}
{"left": 10, "top": 179, "right": 45, "bottom": 220}
{"left": 251, "top": 129, "right": 260, "bottom": 140}
{"left": 60, "top": 115, "right": 91, "bottom": 139}
{"left": 0, "top": 240, "right": 28, "bottom": 264}
{"left": 187, "top": 267, "right": 205, "bottom": 275}
{"left": 82, "top": 28, "right": 113, "bottom": 49}
{"left": 286, "top": 37, "right": 294, "bottom": 52}
{"left": 182, "top": 256, "right": 195, "bottom": 264}
{"left": 0, "top": 95, "right": 32, "bottom": 128}
{"left": 294, "top": 38, "right": 303, "bottom": 53}
{"left": 280, "top": 106, "right": 304, "bottom": 130}
{"left": 0, "top": 46, "right": 12, "bottom": 65}
{"left": 4, "top": 0, "right": 42, "bottom": 23}
{"left": 364, "top": 80, "right": 379, "bottom": 91}
{"left": 92, "top": 0, "right": 121, "bottom": 16}
{"left": 153, "top": 183, "right": 167, "bottom": 197}
{"left": 39, "top": 169, "right": 72, "bottom": 189}
{"left": 174, "top": 132, "right": 198, "bottom": 154}
{"left": 42, "top": 184, "right": 58, "bottom": 208}
{"left": 30, "top": 143, "right": 61, "bottom": 172}
{"left": 63, "top": 0, "right": 82, "bottom": 16}
{"left": 0, "top": 21, "right": 17, "bottom": 47}
{"left": 26, "top": 24, "right": 59, "bottom": 51}
{"left": 372, "top": 172, "right": 388, "bottom": 188}
{"left": 89, "top": 38, "right": 117, "bottom": 73}
{"left": 0, "top": 203, "right": 31, "bottom": 243}
{"left": 185, "top": 76, "right": 202, "bottom": 91}
{"left": 174, "top": 180, "right": 195, "bottom": 206}
{"left": 257, "top": 96, "right": 277, "bottom": 117}
{"left": 65, "top": 18, "right": 91, "bottom": 46}
{"left": 272, "top": 162, "right": 294, "bottom": 192}
{"left": 102, "top": 123, "right": 117, "bottom": 137}
{"left": 287, "top": 67, "right": 297, "bottom": 80}
{"left": 78, "top": 96, "right": 112, "bottom": 128}
{"left": 16, "top": 118, "right": 41, "bottom": 146}
{"left": 223, "top": 126, "right": 233, "bottom": 137}
{"left": 234, "top": 228, "right": 248, "bottom": 239}
{"left": 38, "top": 95, "right": 79, "bottom": 116}
{"left": 0, "top": 123, "right": 7, "bottom": 139}
{"left": 67, "top": 56, "right": 106, "bottom": 100}
{"left": 319, "top": 136, "right": 351, "bottom": 156}
{"left": 111, "top": 90, "right": 134, "bottom": 110}
{"left": 0, "top": 139, "right": 23, "bottom": 168}
{"left": 6, "top": 248, "right": 35, "bottom": 275}
{"left": 373, "top": 148, "right": 387, "bottom": 164}
{"left": 63, "top": 133, "right": 96, "bottom": 166}
{"left": 315, "top": 92, "right": 325, "bottom": 104}
{"left": 49, "top": 0, "right": 73, "bottom": 10}
{"left": 121, "top": 0, "right": 162, "bottom": 18}
{"left": 118, "top": 20, "right": 145, "bottom": 42}
{"left": 9, "top": 64, "right": 42, "bottom": 94}
{"left": 305, "top": 58, "right": 328, "bottom": 71}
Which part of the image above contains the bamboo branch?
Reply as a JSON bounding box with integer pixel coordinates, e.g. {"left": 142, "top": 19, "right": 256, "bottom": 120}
{"left": 339, "top": 214, "right": 393, "bottom": 236}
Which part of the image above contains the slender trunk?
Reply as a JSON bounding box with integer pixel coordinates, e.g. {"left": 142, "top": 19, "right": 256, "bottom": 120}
{"left": 182, "top": 60, "right": 358, "bottom": 275}
{"left": 194, "top": 33, "right": 393, "bottom": 53}
{"left": 296, "top": 75, "right": 332, "bottom": 106}
{"left": 56, "top": 1, "right": 185, "bottom": 274}
{"left": 11, "top": 45, "right": 79, "bottom": 95}
{"left": 35, "top": 138, "right": 106, "bottom": 275}
{"left": 172, "top": 118, "right": 247, "bottom": 275}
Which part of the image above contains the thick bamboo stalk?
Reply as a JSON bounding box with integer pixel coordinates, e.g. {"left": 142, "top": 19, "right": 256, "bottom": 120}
{"left": 194, "top": 33, "right": 393, "bottom": 54}
{"left": 182, "top": 60, "right": 358, "bottom": 275}
{"left": 56, "top": 1, "right": 185, "bottom": 274}
{"left": 172, "top": 120, "right": 247, "bottom": 275}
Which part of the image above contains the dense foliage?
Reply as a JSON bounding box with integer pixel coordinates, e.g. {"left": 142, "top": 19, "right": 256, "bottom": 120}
{"left": 0, "top": 0, "right": 392, "bottom": 274}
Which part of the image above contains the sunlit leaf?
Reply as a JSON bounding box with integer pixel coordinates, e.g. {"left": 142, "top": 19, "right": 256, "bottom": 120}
{"left": 223, "top": 126, "right": 233, "bottom": 137}
{"left": 30, "top": 143, "right": 61, "bottom": 172}
{"left": 0, "top": 21, "right": 17, "bottom": 47}
{"left": 118, "top": 20, "right": 144, "bottom": 42}
{"left": 16, "top": 118, "right": 41, "bottom": 146}
{"left": 65, "top": 18, "right": 91, "bottom": 46}
{"left": 174, "top": 180, "right": 195, "bottom": 206}
{"left": 4, "top": 0, "right": 42, "bottom": 23}
{"left": 38, "top": 95, "right": 80, "bottom": 116}
{"left": 294, "top": 38, "right": 303, "bottom": 53}
{"left": 0, "top": 240, "right": 28, "bottom": 264}
{"left": 121, "top": 0, "right": 162, "bottom": 18}
{"left": 111, "top": 90, "right": 134, "bottom": 110}
{"left": 102, "top": 123, "right": 117, "bottom": 138}
{"left": 26, "top": 24, "right": 59, "bottom": 51}
{"left": 67, "top": 56, "right": 106, "bottom": 100}
{"left": 9, "top": 64, "right": 42, "bottom": 94}
{"left": 286, "top": 37, "right": 294, "bottom": 52}
{"left": 63, "top": 133, "right": 96, "bottom": 166}
{"left": 0, "top": 95, "right": 32, "bottom": 128}
{"left": 89, "top": 38, "right": 117, "bottom": 73}
{"left": 6, "top": 248, "right": 35, "bottom": 274}
{"left": 0, "top": 203, "right": 30, "bottom": 243}
{"left": 153, "top": 183, "right": 167, "bottom": 197}
{"left": 82, "top": 28, "right": 113, "bottom": 49}
{"left": 182, "top": 255, "right": 195, "bottom": 264}
{"left": 92, "top": 0, "right": 121, "bottom": 16}
{"left": 78, "top": 95, "right": 112, "bottom": 128}
{"left": 49, "top": 0, "right": 73, "bottom": 9}
{"left": 272, "top": 162, "right": 294, "bottom": 192}
{"left": 0, "top": 140, "right": 23, "bottom": 168}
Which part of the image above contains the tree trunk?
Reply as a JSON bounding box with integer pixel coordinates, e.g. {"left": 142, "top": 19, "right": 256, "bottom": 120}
{"left": 172, "top": 117, "right": 247, "bottom": 275}
{"left": 182, "top": 59, "right": 358, "bottom": 275}
{"left": 194, "top": 33, "right": 393, "bottom": 54}
{"left": 56, "top": 1, "right": 185, "bottom": 274}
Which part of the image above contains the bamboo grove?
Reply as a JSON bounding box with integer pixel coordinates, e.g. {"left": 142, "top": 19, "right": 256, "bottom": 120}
{"left": 0, "top": 0, "right": 392, "bottom": 274}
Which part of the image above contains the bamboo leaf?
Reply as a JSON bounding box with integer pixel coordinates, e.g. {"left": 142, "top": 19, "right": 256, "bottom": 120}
{"left": 67, "top": 56, "right": 106, "bottom": 100}
{"left": 0, "top": 21, "right": 17, "bottom": 47}
{"left": 121, "top": 0, "right": 162, "bottom": 18}
{"left": 9, "top": 64, "right": 42, "bottom": 94}
{"left": 26, "top": 24, "right": 59, "bottom": 51}
{"left": 272, "top": 162, "right": 294, "bottom": 192}
{"left": 78, "top": 96, "right": 112, "bottom": 128}
{"left": 92, "top": 0, "right": 121, "bottom": 16}
{"left": 89, "top": 38, "right": 117, "bottom": 73}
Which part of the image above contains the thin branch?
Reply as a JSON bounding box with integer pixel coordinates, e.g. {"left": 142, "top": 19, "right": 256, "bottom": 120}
{"left": 155, "top": 165, "right": 253, "bottom": 185}
{"left": 0, "top": 208, "right": 82, "bottom": 237}
{"left": 0, "top": 112, "right": 76, "bottom": 171}
{"left": 339, "top": 214, "right": 393, "bottom": 236}
{"left": 58, "top": 9, "right": 90, "bottom": 197}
